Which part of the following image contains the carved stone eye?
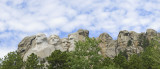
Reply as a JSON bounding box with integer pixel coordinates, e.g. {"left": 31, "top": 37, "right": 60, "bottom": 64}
{"left": 21, "top": 49, "right": 25, "bottom": 53}
{"left": 124, "top": 33, "right": 129, "bottom": 36}
{"left": 37, "top": 35, "right": 41, "bottom": 37}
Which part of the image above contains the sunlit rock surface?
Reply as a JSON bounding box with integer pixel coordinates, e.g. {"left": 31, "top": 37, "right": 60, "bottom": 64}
{"left": 17, "top": 29, "right": 159, "bottom": 60}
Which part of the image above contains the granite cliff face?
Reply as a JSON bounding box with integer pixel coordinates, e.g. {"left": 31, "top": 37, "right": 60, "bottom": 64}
{"left": 18, "top": 29, "right": 89, "bottom": 61}
{"left": 17, "top": 29, "right": 159, "bottom": 60}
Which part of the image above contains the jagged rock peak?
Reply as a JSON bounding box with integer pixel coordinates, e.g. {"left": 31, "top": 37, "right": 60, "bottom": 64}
{"left": 146, "top": 29, "right": 157, "bottom": 40}
{"left": 77, "top": 29, "right": 89, "bottom": 37}
{"left": 98, "top": 33, "right": 113, "bottom": 43}
{"left": 146, "top": 29, "right": 157, "bottom": 33}
{"left": 97, "top": 33, "right": 116, "bottom": 58}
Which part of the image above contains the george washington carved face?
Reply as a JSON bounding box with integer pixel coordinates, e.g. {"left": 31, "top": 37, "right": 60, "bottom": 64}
{"left": 35, "top": 33, "right": 47, "bottom": 44}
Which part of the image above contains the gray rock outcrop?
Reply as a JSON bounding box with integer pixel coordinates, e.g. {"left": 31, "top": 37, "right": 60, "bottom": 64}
{"left": 17, "top": 29, "right": 159, "bottom": 60}
{"left": 146, "top": 29, "right": 157, "bottom": 40}
{"left": 18, "top": 35, "right": 36, "bottom": 58}
{"left": 97, "top": 33, "right": 116, "bottom": 58}
{"left": 17, "top": 29, "right": 89, "bottom": 61}
{"left": 23, "top": 33, "right": 55, "bottom": 61}
{"left": 68, "top": 29, "right": 89, "bottom": 51}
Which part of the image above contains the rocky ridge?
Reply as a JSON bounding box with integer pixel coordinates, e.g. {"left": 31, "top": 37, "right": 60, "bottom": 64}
{"left": 17, "top": 29, "right": 159, "bottom": 60}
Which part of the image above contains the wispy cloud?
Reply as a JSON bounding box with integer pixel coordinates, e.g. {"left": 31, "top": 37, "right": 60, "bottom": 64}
{"left": 0, "top": 0, "right": 160, "bottom": 58}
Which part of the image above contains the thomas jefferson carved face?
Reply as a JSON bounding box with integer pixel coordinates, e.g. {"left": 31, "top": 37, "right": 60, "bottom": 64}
{"left": 48, "top": 35, "right": 60, "bottom": 45}
{"left": 35, "top": 33, "right": 47, "bottom": 44}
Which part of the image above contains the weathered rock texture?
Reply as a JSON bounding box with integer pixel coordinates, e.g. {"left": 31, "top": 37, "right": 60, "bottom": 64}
{"left": 18, "top": 29, "right": 89, "bottom": 61}
{"left": 17, "top": 29, "right": 159, "bottom": 60}
{"left": 97, "top": 33, "right": 116, "bottom": 58}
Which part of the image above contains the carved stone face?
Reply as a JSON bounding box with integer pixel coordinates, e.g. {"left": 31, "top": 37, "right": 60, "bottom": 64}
{"left": 61, "top": 38, "right": 70, "bottom": 50}
{"left": 68, "top": 34, "right": 77, "bottom": 51}
{"left": 68, "top": 34, "right": 77, "bottom": 42}
{"left": 48, "top": 35, "right": 60, "bottom": 45}
{"left": 35, "top": 33, "right": 47, "bottom": 44}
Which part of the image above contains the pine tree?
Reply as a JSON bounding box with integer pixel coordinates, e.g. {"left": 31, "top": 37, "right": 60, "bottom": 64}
{"left": 127, "top": 40, "right": 132, "bottom": 46}
{"left": 128, "top": 54, "right": 143, "bottom": 69}
{"left": 0, "top": 58, "right": 2, "bottom": 69}
{"left": 138, "top": 35, "right": 149, "bottom": 49}
{"left": 140, "top": 46, "right": 155, "bottom": 69}
{"left": 104, "top": 65, "right": 122, "bottom": 69}
{"left": 113, "top": 53, "right": 128, "bottom": 69}
{"left": 119, "top": 50, "right": 128, "bottom": 59}
{"left": 143, "top": 37, "right": 160, "bottom": 69}
{"left": 25, "top": 53, "right": 43, "bottom": 69}
{"left": 102, "top": 57, "right": 113, "bottom": 67}
{"left": 142, "top": 37, "right": 149, "bottom": 49}
{"left": 68, "top": 37, "right": 104, "bottom": 69}
{"left": 47, "top": 50, "right": 69, "bottom": 69}
{"left": 137, "top": 37, "right": 160, "bottom": 69}
{"left": 1, "top": 51, "right": 23, "bottom": 69}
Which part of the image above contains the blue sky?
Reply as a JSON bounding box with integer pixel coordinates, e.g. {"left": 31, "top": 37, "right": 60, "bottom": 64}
{"left": 0, "top": 0, "right": 160, "bottom": 58}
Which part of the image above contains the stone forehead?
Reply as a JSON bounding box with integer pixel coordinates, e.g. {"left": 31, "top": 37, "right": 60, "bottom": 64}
{"left": 36, "top": 33, "right": 46, "bottom": 37}
{"left": 99, "top": 33, "right": 112, "bottom": 39}
{"left": 61, "top": 38, "right": 69, "bottom": 41}
{"left": 49, "top": 35, "right": 59, "bottom": 38}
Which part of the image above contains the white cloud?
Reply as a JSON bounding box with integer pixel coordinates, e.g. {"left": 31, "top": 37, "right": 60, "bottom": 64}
{"left": 0, "top": 23, "right": 6, "bottom": 32}
{"left": 0, "top": 47, "right": 15, "bottom": 58}
{"left": 46, "top": 17, "right": 68, "bottom": 29}
{"left": 0, "top": 0, "right": 160, "bottom": 58}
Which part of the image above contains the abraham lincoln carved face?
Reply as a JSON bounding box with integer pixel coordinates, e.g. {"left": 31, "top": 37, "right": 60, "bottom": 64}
{"left": 61, "top": 38, "right": 70, "bottom": 51}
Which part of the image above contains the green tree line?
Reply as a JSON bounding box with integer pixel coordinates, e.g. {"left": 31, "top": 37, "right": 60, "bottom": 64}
{"left": 0, "top": 37, "right": 160, "bottom": 69}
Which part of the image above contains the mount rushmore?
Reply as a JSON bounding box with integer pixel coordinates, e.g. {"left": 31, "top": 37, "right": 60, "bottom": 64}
{"left": 17, "top": 29, "right": 159, "bottom": 60}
